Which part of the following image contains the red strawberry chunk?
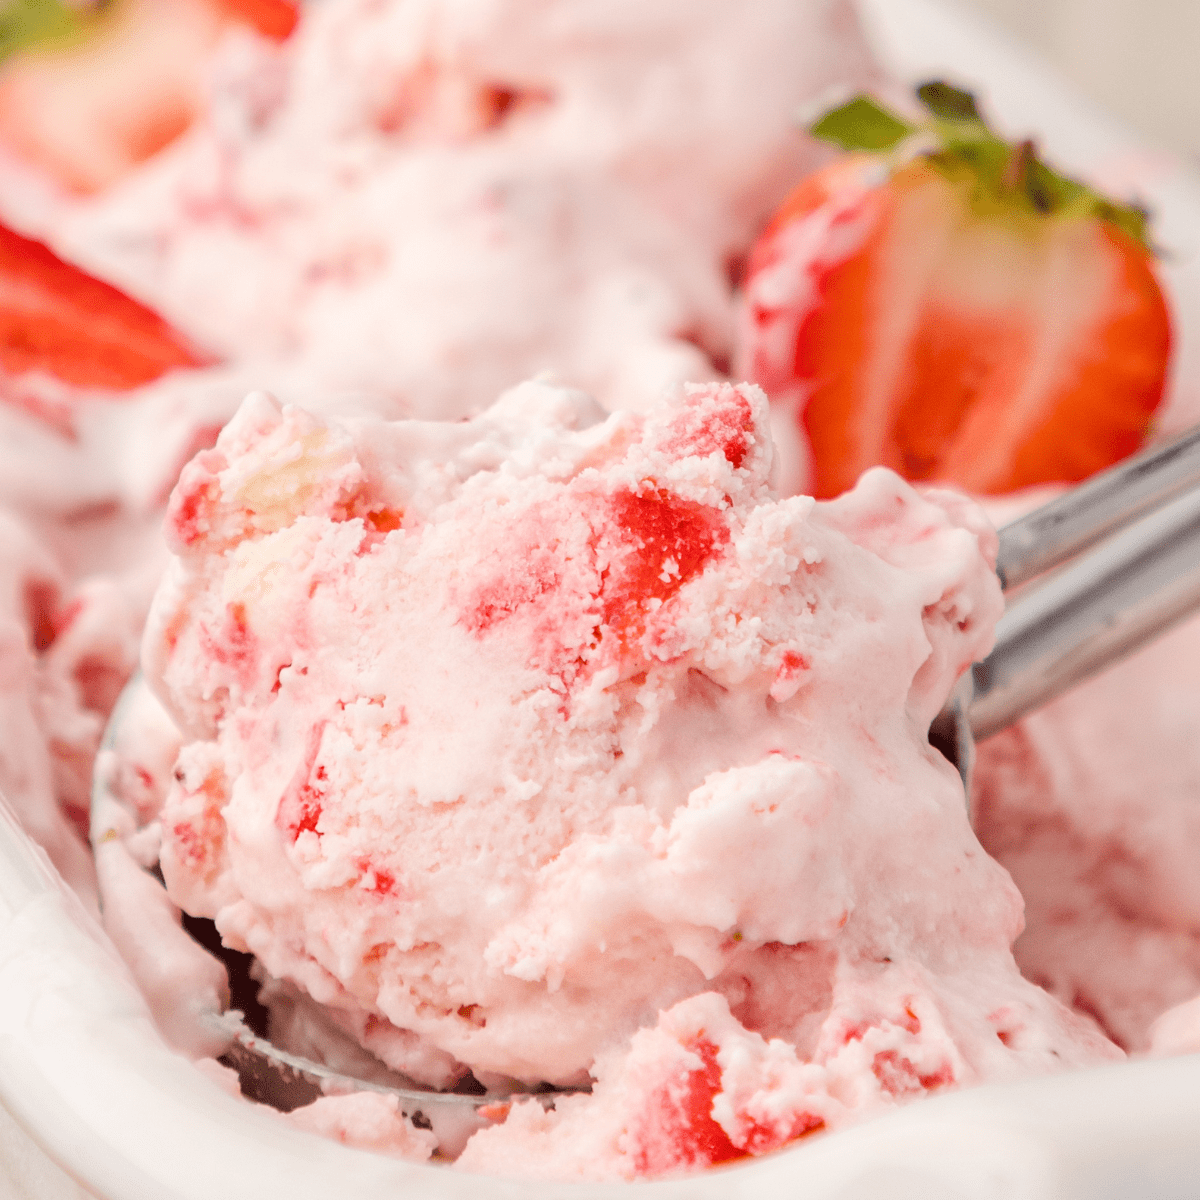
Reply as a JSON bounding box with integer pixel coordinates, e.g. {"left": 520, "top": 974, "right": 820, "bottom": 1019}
{"left": 599, "top": 488, "right": 729, "bottom": 640}
{"left": 631, "top": 1038, "right": 744, "bottom": 1174}
{"left": 0, "top": 221, "right": 208, "bottom": 392}
{"left": 214, "top": 0, "right": 299, "bottom": 39}
{"left": 277, "top": 722, "right": 328, "bottom": 842}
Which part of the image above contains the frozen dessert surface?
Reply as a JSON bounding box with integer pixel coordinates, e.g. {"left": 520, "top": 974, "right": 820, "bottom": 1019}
{"left": 0, "top": 0, "right": 1195, "bottom": 1182}
{"left": 1150, "top": 993, "right": 1200, "bottom": 1057}
{"left": 974, "top": 612, "right": 1200, "bottom": 1053}
{"left": 285, "top": 1091, "right": 438, "bottom": 1162}
{"left": 137, "top": 379, "right": 1119, "bottom": 1176}
{"left": 0, "top": 506, "right": 95, "bottom": 894}
{"left": 0, "top": 501, "right": 161, "bottom": 903}
{"left": 44, "top": 0, "right": 878, "bottom": 422}
{"left": 0, "top": 0, "right": 882, "bottom": 567}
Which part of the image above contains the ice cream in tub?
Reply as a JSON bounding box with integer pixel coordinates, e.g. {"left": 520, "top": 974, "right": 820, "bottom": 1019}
{"left": 3, "top": 0, "right": 1200, "bottom": 1193}
{"left": 5, "top": 382, "right": 1200, "bottom": 1198}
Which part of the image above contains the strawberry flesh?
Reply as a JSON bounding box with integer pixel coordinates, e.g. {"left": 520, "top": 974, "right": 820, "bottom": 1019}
{"left": 741, "top": 96, "right": 1171, "bottom": 499}
{"left": 0, "top": 220, "right": 208, "bottom": 390}
{"left": 214, "top": 0, "right": 298, "bottom": 40}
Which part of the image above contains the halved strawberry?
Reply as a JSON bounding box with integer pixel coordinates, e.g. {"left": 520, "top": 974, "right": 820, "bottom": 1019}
{"left": 0, "top": 218, "right": 208, "bottom": 389}
{"left": 739, "top": 84, "right": 1171, "bottom": 498}
{"left": 0, "top": 0, "right": 298, "bottom": 193}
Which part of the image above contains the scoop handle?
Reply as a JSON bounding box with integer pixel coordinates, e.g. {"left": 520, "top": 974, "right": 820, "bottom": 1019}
{"left": 996, "top": 424, "right": 1200, "bottom": 590}
{"left": 971, "top": 482, "right": 1200, "bottom": 740}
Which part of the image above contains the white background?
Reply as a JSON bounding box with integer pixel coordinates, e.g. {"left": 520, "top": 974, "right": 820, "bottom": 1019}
{"left": 944, "top": 0, "right": 1200, "bottom": 161}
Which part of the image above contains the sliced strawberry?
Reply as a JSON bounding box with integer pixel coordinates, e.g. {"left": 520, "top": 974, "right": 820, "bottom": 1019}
{"left": 214, "top": 0, "right": 298, "bottom": 40}
{"left": 740, "top": 84, "right": 1171, "bottom": 498}
{"left": 0, "top": 0, "right": 298, "bottom": 194}
{"left": 0, "top": 219, "right": 208, "bottom": 389}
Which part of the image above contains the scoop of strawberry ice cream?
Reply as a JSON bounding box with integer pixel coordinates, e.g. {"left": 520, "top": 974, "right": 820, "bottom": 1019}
{"left": 137, "top": 378, "right": 1118, "bottom": 1173}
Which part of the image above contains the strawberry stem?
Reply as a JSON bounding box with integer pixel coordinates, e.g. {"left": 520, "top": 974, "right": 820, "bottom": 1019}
{"left": 808, "top": 95, "right": 915, "bottom": 153}
{"left": 808, "top": 82, "right": 1157, "bottom": 251}
{"left": 1001, "top": 139, "right": 1035, "bottom": 194}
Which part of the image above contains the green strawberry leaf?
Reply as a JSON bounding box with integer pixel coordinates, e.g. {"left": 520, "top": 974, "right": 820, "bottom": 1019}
{"left": 1093, "top": 197, "right": 1151, "bottom": 246}
{"left": 809, "top": 96, "right": 916, "bottom": 153}
{"left": 0, "top": 0, "right": 93, "bottom": 63}
{"left": 808, "top": 81, "right": 1157, "bottom": 252}
{"left": 916, "top": 81, "right": 982, "bottom": 123}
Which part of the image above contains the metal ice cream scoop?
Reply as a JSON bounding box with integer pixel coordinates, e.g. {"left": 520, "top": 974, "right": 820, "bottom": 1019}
{"left": 929, "top": 423, "right": 1200, "bottom": 803}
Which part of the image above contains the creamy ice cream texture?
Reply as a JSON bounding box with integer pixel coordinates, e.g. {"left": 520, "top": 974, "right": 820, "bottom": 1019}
{"left": 0, "top": 0, "right": 879, "bottom": 563}
{"left": 133, "top": 379, "right": 1118, "bottom": 1177}
{"left": 0, "top": 508, "right": 98, "bottom": 895}
{"left": 974, "top": 615, "right": 1200, "bottom": 1054}
{"left": 0, "top": 0, "right": 1197, "bottom": 1182}
{"left": 0, "top": 482, "right": 167, "bottom": 911}
{"left": 0, "top": 0, "right": 882, "bottom": 998}
{"left": 47, "top": 0, "right": 876, "bottom": 416}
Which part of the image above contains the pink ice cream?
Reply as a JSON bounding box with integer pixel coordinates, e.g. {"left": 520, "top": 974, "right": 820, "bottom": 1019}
{"left": 0, "top": 507, "right": 97, "bottom": 894}
{"left": 35, "top": 0, "right": 878, "bottom": 420}
{"left": 948, "top": 476, "right": 1200, "bottom": 1061}
{"left": 973, "top": 612, "right": 1200, "bottom": 1054}
{"left": 0, "top": 0, "right": 882, "bottom": 622}
{"left": 0, "top": 0, "right": 881, "bottom": 915}
{"left": 1, "top": 0, "right": 1194, "bottom": 1183}
{"left": 0, "top": 474, "right": 169, "bottom": 908}
{"left": 132, "top": 379, "right": 1118, "bottom": 1178}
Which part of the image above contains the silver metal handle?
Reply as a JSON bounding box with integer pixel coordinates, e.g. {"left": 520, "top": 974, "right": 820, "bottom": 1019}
{"left": 971, "top": 483, "right": 1200, "bottom": 740}
{"left": 996, "top": 424, "right": 1200, "bottom": 590}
